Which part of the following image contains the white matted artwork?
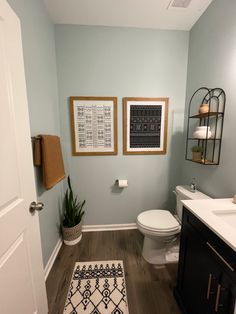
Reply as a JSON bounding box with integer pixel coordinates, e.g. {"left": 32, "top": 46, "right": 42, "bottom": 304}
{"left": 70, "top": 97, "right": 118, "bottom": 155}
{"left": 123, "top": 98, "right": 169, "bottom": 155}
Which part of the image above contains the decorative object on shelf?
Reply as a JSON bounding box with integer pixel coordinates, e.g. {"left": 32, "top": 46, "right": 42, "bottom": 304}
{"left": 123, "top": 97, "right": 169, "bottom": 155}
{"left": 198, "top": 102, "right": 209, "bottom": 114}
{"left": 191, "top": 146, "right": 203, "bottom": 162}
{"left": 185, "top": 87, "right": 226, "bottom": 165}
{"left": 70, "top": 96, "right": 118, "bottom": 156}
{"left": 62, "top": 176, "right": 86, "bottom": 246}
{"left": 193, "top": 126, "right": 212, "bottom": 139}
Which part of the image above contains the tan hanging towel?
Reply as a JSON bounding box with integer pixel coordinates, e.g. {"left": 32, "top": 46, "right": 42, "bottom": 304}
{"left": 34, "top": 137, "right": 42, "bottom": 166}
{"left": 33, "top": 135, "right": 65, "bottom": 190}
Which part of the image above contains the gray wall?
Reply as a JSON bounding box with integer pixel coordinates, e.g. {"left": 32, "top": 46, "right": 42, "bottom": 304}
{"left": 55, "top": 25, "right": 189, "bottom": 224}
{"left": 7, "top": 0, "right": 63, "bottom": 266}
{"left": 181, "top": 0, "right": 236, "bottom": 197}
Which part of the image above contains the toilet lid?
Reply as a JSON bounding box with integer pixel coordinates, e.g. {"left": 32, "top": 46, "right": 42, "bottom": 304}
{"left": 137, "top": 210, "right": 180, "bottom": 232}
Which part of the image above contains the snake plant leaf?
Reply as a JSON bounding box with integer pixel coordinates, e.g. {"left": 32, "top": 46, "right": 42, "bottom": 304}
{"left": 63, "top": 176, "right": 86, "bottom": 228}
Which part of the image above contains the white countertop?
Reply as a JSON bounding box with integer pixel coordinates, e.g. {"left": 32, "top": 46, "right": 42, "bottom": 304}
{"left": 182, "top": 198, "right": 236, "bottom": 252}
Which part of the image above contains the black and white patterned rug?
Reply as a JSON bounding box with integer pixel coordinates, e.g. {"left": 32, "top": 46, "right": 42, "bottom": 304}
{"left": 64, "top": 261, "right": 129, "bottom": 314}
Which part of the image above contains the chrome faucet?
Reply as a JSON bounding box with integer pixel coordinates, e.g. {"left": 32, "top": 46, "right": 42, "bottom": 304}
{"left": 190, "top": 178, "right": 196, "bottom": 192}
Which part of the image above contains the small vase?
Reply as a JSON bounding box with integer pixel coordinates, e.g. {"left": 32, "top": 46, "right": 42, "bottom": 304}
{"left": 199, "top": 103, "right": 209, "bottom": 114}
{"left": 62, "top": 222, "right": 82, "bottom": 246}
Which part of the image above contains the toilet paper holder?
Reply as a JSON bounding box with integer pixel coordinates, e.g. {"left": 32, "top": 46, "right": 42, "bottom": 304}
{"left": 115, "top": 179, "right": 128, "bottom": 188}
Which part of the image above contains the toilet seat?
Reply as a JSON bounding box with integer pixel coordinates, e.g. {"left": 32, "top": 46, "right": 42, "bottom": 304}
{"left": 137, "top": 210, "right": 180, "bottom": 234}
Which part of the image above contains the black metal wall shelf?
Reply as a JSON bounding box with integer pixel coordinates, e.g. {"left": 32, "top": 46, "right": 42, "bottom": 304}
{"left": 185, "top": 87, "right": 226, "bottom": 165}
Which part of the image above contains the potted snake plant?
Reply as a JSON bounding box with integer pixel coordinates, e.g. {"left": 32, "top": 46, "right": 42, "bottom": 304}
{"left": 62, "top": 176, "right": 86, "bottom": 246}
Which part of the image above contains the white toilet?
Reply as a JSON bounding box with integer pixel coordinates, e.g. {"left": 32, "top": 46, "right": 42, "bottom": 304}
{"left": 136, "top": 185, "right": 211, "bottom": 266}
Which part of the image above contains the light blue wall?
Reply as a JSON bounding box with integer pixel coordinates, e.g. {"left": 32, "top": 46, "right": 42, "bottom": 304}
{"left": 7, "top": 0, "right": 64, "bottom": 266}
{"left": 181, "top": 0, "right": 236, "bottom": 197}
{"left": 55, "top": 25, "right": 189, "bottom": 224}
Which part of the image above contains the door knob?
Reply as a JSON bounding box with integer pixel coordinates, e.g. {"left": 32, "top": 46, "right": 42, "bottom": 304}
{"left": 29, "top": 201, "right": 44, "bottom": 214}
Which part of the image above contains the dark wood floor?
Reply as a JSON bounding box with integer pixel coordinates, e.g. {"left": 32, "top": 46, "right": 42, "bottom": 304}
{"left": 46, "top": 230, "right": 181, "bottom": 314}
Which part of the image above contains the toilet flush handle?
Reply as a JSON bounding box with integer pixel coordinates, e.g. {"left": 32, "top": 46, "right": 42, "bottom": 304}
{"left": 173, "top": 190, "right": 177, "bottom": 196}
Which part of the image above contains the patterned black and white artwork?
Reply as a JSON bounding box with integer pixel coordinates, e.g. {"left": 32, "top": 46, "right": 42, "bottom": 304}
{"left": 130, "top": 105, "right": 162, "bottom": 148}
{"left": 123, "top": 98, "right": 169, "bottom": 155}
{"left": 64, "top": 261, "right": 129, "bottom": 314}
{"left": 70, "top": 97, "right": 117, "bottom": 156}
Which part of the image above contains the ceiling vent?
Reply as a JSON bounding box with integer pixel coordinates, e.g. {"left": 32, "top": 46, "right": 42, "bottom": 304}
{"left": 168, "top": 0, "right": 192, "bottom": 9}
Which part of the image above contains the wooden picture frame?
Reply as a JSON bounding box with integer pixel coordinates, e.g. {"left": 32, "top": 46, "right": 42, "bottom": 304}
{"left": 123, "top": 97, "right": 169, "bottom": 155}
{"left": 70, "top": 96, "right": 118, "bottom": 156}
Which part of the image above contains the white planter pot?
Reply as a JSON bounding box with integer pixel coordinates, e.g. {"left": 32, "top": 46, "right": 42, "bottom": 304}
{"left": 62, "top": 222, "right": 82, "bottom": 246}
{"left": 64, "top": 234, "right": 82, "bottom": 246}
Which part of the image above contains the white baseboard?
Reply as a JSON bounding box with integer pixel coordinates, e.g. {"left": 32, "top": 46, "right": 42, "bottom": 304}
{"left": 82, "top": 223, "right": 137, "bottom": 232}
{"left": 44, "top": 238, "right": 63, "bottom": 280}
{"left": 44, "top": 224, "right": 137, "bottom": 279}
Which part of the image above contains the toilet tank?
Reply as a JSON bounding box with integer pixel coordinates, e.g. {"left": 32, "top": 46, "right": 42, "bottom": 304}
{"left": 175, "top": 185, "right": 211, "bottom": 221}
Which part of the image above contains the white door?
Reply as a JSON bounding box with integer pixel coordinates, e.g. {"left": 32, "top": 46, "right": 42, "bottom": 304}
{"left": 0, "top": 1, "right": 48, "bottom": 313}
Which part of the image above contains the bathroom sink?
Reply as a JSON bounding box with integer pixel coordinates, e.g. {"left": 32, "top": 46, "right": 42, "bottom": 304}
{"left": 212, "top": 209, "right": 236, "bottom": 230}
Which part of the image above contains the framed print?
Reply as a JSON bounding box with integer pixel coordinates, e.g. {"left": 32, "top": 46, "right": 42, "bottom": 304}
{"left": 123, "top": 97, "right": 169, "bottom": 155}
{"left": 70, "top": 96, "right": 118, "bottom": 155}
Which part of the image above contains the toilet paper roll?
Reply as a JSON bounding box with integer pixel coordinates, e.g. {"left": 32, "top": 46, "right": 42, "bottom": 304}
{"left": 117, "top": 180, "right": 128, "bottom": 188}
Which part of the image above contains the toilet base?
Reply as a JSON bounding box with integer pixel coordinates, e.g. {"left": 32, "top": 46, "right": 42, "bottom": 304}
{"left": 142, "top": 236, "right": 179, "bottom": 266}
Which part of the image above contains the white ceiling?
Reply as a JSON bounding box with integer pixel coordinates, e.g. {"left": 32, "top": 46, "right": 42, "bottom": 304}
{"left": 44, "top": 0, "right": 213, "bottom": 31}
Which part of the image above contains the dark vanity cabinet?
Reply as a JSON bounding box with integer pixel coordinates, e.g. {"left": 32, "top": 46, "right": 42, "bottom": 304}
{"left": 175, "top": 207, "right": 236, "bottom": 314}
